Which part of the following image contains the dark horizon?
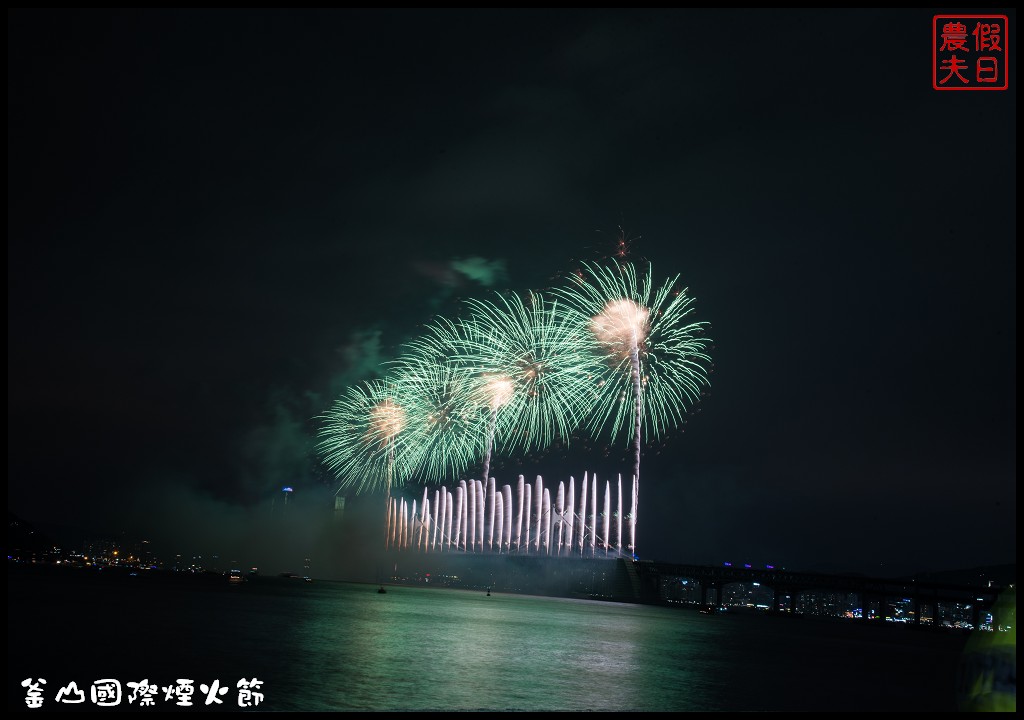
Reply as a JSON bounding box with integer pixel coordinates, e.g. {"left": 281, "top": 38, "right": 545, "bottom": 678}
{"left": 8, "top": 500, "right": 1016, "bottom": 586}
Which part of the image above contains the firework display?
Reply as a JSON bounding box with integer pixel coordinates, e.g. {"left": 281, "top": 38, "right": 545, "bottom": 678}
{"left": 458, "top": 291, "right": 600, "bottom": 456}
{"left": 423, "top": 290, "right": 602, "bottom": 484}
{"left": 317, "top": 379, "right": 415, "bottom": 496}
{"left": 317, "top": 258, "right": 712, "bottom": 554}
{"left": 383, "top": 472, "right": 634, "bottom": 556}
{"left": 387, "top": 332, "right": 490, "bottom": 485}
{"left": 555, "top": 261, "right": 712, "bottom": 539}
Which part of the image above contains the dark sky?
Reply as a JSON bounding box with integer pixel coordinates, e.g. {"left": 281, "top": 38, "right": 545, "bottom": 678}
{"left": 8, "top": 9, "right": 1016, "bottom": 578}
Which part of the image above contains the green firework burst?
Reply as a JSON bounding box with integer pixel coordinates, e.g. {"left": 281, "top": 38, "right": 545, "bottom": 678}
{"left": 388, "top": 331, "right": 489, "bottom": 484}
{"left": 455, "top": 290, "right": 601, "bottom": 455}
{"left": 316, "top": 379, "right": 418, "bottom": 495}
{"left": 556, "top": 260, "right": 713, "bottom": 453}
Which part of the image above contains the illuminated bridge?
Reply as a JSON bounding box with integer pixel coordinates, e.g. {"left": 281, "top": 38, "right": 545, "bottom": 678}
{"left": 627, "top": 560, "right": 1009, "bottom": 626}
{"left": 378, "top": 549, "right": 1010, "bottom": 629}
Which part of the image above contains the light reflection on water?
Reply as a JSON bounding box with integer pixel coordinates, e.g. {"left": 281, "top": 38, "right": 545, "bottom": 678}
{"left": 8, "top": 573, "right": 969, "bottom": 712}
{"left": 280, "top": 584, "right": 726, "bottom": 711}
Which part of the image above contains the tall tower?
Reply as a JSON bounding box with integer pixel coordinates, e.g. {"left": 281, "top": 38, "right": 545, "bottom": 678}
{"left": 272, "top": 486, "right": 294, "bottom": 515}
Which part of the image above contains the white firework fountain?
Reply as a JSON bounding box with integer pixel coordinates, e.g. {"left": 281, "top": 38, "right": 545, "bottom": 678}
{"left": 384, "top": 471, "right": 635, "bottom": 557}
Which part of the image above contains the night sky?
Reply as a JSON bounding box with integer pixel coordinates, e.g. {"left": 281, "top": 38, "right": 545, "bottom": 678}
{"left": 8, "top": 9, "right": 1016, "bottom": 578}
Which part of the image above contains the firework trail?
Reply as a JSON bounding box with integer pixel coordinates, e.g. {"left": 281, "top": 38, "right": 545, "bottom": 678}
{"left": 556, "top": 260, "right": 712, "bottom": 551}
